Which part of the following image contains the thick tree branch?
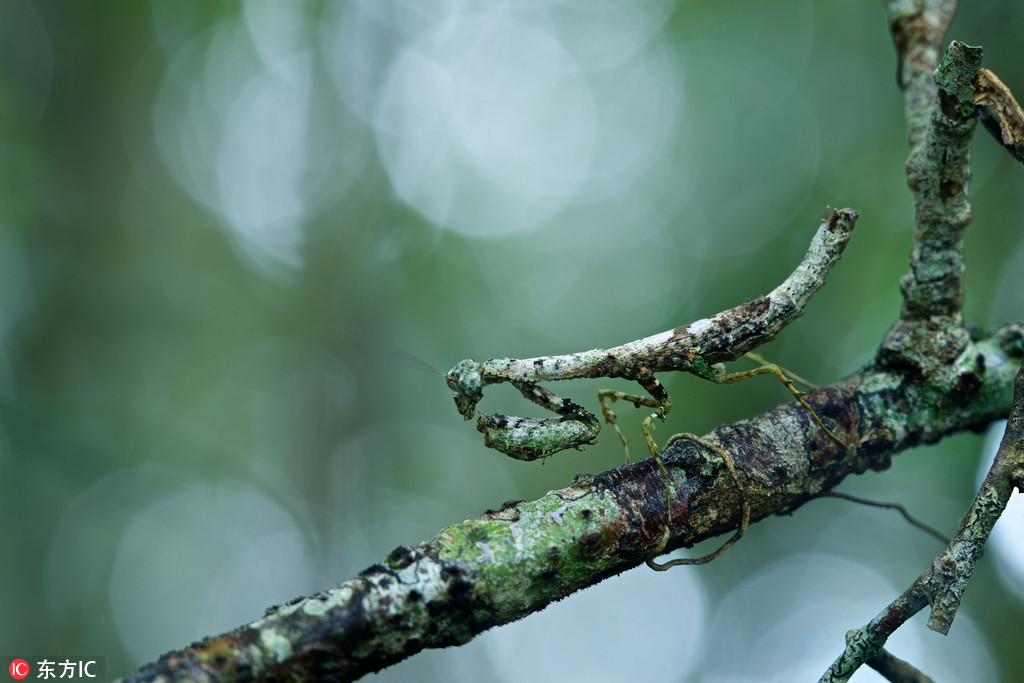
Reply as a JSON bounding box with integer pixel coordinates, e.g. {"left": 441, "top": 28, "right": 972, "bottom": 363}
{"left": 114, "top": 322, "right": 1023, "bottom": 683}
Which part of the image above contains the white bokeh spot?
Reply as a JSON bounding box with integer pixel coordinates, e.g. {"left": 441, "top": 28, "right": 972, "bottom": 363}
{"left": 109, "top": 482, "right": 315, "bottom": 664}
{"left": 322, "top": 0, "right": 681, "bottom": 239}
{"left": 704, "top": 554, "right": 995, "bottom": 681}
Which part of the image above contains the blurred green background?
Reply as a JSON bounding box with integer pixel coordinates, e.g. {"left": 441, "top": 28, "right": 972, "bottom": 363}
{"left": 2, "top": 1, "right": 1023, "bottom": 681}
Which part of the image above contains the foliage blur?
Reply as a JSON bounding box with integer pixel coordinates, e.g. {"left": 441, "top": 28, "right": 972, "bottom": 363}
{"left": 2, "top": 1, "right": 1023, "bottom": 680}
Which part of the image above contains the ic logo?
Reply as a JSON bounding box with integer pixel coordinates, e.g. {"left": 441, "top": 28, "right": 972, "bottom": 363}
{"left": 8, "top": 659, "right": 29, "bottom": 680}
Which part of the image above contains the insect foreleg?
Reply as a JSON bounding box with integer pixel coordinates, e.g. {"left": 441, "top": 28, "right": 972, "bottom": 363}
{"left": 447, "top": 358, "right": 602, "bottom": 461}
{"left": 475, "top": 380, "right": 600, "bottom": 462}
{"left": 597, "top": 368, "right": 671, "bottom": 464}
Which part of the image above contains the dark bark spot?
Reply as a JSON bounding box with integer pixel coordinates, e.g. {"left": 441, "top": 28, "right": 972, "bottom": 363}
{"left": 952, "top": 368, "right": 983, "bottom": 405}
{"left": 858, "top": 427, "right": 895, "bottom": 458}
{"left": 939, "top": 88, "right": 959, "bottom": 121}
{"left": 440, "top": 563, "right": 465, "bottom": 582}
{"left": 446, "top": 574, "right": 474, "bottom": 602}
{"left": 386, "top": 546, "right": 418, "bottom": 569}
{"left": 875, "top": 346, "right": 926, "bottom": 381}
{"left": 485, "top": 499, "right": 524, "bottom": 520}
{"left": 738, "top": 296, "right": 772, "bottom": 318}
{"left": 477, "top": 413, "right": 511, "bottom": 430}
{"left": 577, "top": 531, "right": 604, "bottom": 558}
{"left": 620, "top": 528, "right": 642, "bottom": 549}
{"left": 940, "top": 180, "right": 961, "bottom": 201}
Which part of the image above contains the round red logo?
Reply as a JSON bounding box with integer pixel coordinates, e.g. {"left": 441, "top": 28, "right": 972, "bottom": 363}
{"left": 9, "top": 659, "right": 29, "bottom": 680}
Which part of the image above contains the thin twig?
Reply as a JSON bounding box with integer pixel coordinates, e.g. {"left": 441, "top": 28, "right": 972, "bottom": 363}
{"left": 862, "top": 639, "right": 937, "bottom": 683}
{"left": 820, "top": 358, "right": 1024, "bottom": 682}
{"left": 822, "top": 491, "right": 950, "bottom": 545}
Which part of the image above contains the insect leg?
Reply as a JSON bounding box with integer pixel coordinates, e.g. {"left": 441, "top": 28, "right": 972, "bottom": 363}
{"left": 710, "top": 359, "right": 845, "bottom": 448}
{"left": 596, "top": 368, "right": 672, "bottom": 463}
{"left": 597, "top": 369, "right": 680, "bottom": 551}
{"left": 646, "top": 432, "right": 751, "bottom": 570}
{"left": 475, "top": 380, "right": 601, "bottom": 461}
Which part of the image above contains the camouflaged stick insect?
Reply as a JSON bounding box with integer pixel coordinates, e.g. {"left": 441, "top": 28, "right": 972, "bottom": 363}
{"left": 447, "top": 208, "right": 858, "bottom": 564}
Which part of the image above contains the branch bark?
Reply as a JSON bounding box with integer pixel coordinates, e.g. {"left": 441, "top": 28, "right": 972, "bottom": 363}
{"left": 113, "top": 321, "right": 1023, "bottom": 682}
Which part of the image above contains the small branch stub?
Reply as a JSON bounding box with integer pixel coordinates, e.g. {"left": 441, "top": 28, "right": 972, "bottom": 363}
{"left": 974, "top": 68, "right": 1024, "bottom": 164}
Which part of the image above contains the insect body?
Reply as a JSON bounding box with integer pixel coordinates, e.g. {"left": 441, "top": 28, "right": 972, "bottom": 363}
{"left": 448, "top": 347, "right": 718, "bottom": 461}
{"left": 447, "top": 208, "right": 858, "bottom": 564}
{"left": 448, "top": 207, "right": 858, "bottom": 461}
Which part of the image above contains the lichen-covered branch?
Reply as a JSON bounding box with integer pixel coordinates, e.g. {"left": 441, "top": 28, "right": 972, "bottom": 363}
{"left": 823, "top": 582, "right": 931, "bottom": 683}
{"left": 895, "top": 40, "right": 980, "bottom": 321}
{"left": 885, "top": 2, "right": 979, "bottom": 323}
{"left": 878, "top": 38, "right": 984, "bottom": 430}
{"left": 820, "top": 355, "right": 1024, "bottom": 682}
{"left": 815, "top": 7, "right": 1024, "bottom": 678}
{"left": 114, "top": 323, "right": 1023, "bottom": 683}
